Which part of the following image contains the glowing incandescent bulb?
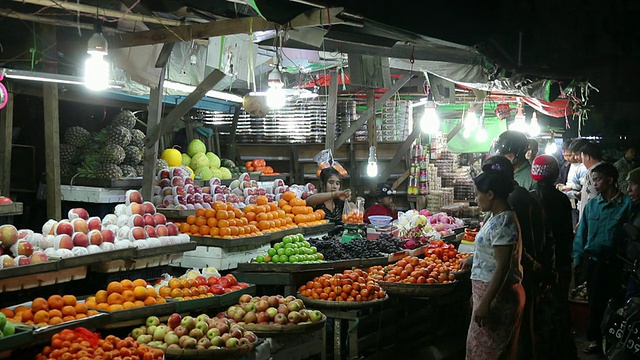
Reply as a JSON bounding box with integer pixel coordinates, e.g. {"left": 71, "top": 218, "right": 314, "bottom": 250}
{"left": 84, "top": 22, "right": 109, "bottom": 91}
{"left": 420, "top": 101, "right": 440, "bottom": 134}
{"left": 266, "top": 68, "right": 286, "bottom": 109}
{"left": 367, "top": 146, "right": 378, "bottom": 177}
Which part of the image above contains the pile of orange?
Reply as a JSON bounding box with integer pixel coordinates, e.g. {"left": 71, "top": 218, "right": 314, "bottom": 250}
{"left": 298, "top": 268, "right": 385, "bottom": 302}
{"left": 0, "top": 295, "right": 99, "bottom": 327}
{"left": 156, "top": 277, "right": 213, "bottom": 301}
{"left": 84, "top": 278, "right": 166, "bottom": 312}
{"left": 278, "top": 191, "right": 326, "bottom": 227}
{"left": 175, "top": 201, "right": 266, "bottom": 239}
{"left": 368, "top": 254, "right": 469, "bottom": 284}
{"left": 243, "top": 195, "right": 298, "bottom": 233}
{"left": 35, "top": 329, "right": 164, "bottom": 360}
{"left": 342, "top": 209, "right": 364, "bottom": 224}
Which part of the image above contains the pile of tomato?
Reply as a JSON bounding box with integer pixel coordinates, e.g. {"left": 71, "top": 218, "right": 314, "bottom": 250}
{"left": 35, "top": 328, "right": 163, "bottom": 360}
{"left": 369, "top": 252, "right": 470, "bottom": 284}
{"left": 298, "top": 268, "right": 385, "bottom": 302}
{"left": 423, "top": 240, "right": 458, "bottom": 261}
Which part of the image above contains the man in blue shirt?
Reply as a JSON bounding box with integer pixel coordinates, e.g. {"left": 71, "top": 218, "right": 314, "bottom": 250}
{"left": 573, "top": 162, "right": 632, "bottom": 355}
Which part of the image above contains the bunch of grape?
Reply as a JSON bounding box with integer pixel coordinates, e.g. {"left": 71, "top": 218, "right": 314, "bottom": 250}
{"left": 308, "top": 236, "right": 350, "bottom": 261}
{"left": 375, "top": 233, "right": 404, "bottom": 253}
{"left": 343, "top": 237, "right": 384, "bottom": 259}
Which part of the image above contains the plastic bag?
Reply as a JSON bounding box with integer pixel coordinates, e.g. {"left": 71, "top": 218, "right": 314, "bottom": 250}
{"left": 342, "top": 197, "right": 364, "bottom": 224}
{"left": 313, "top": 149, "right": 348, "bottom": 177}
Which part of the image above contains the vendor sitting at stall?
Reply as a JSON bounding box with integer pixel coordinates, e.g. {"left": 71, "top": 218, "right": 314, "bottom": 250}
{"left": 364, "top": 183, "right": 398, "bottom": 224}
{"left": 306, "top": 167, "right": 351, "bottom": 225}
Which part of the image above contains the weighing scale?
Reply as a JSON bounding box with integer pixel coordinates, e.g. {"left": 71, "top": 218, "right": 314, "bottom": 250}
{"left": 341, "top": 223, "right": 367, "bottom": 243}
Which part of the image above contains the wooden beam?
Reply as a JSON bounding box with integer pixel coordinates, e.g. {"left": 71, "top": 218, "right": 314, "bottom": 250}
{"left": 0, "top": 9, "right": 121, "bottom": 34}
{"left": 155, "top": 43, "right": 176, "bottom": 68}
{"left": 142, "top": 72, "right": 164, "bottom": 201}
{"left": 0, "top": 92, "right": 13, "bottom": 197}
{"left": 324, "top": 71, "right": 338, "bottom": 151}
{"left": 226, "top": 106, "right": 241, "bottom": 162}
{"left": 446, "top": 120, "right": 464, "bottom": 142}
{"left": 379, "top": 122, "right": 420, "bottom": 182}
{"left": 366, "top": 89, "right": 376, "bottom": 148}
{"left": 11, "top": 0, "right": 183, "bottom": 26}
{"left": 145, "top": 69, "right": 226, "bottom": 147}
{"left": 392, "top": 169, "right": 410, "bottom": 190}
{"left": 334, "top": 74, "right": 414, "bottom": 149}
{"left": 108, "top": 7, "right": 345, "bottom": 49}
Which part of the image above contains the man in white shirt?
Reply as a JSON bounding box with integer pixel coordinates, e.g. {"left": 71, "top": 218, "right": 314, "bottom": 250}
{"left": 557, "top": 144, "right": 587, "bottom": 226}
{"left": 575, "top": 141, "right": 604, "bottom": 220}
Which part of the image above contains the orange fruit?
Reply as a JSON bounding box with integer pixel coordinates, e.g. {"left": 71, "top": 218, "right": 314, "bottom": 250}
{"left": 108, "top": 304, "right": 124, "bottom": 312}
{"left": 74, "top": 303, "right": 88, "bottom": 314}
{"left": 107, "top": 281, "right": 124, "bottom": 295}
{"left": 96, "top": 303, "right": 110, "bottom": 311}
{"left": 207, "top": 217, "right": 218, "bottom": 228}
{"left": 216, "top": 210, "right": 229, "bottom": 220}
{"left": 21, "top": 309, "right": 34, "bottom": 322}
{"left": 61, "top": 306, "right": 76, "bottom": 317}
{"left": 218, "top": 219, "right": 230, "bottom": 228}
{"left": 278, "top": 199, "right": 289, "bottom": 208}
{"left": 210, "top": 227, "right": 220, "bottom": 237}
{"left": 34, "top": 310, "right": 50, "bottom": 324}
{"left": 282, "top": 205, "right": 292, "bottom": 213}
{"left": 95, "top": 290, "right": 108, "bottom": 304}
{"left": 132, "top": 279, "right": 147, "bottom": 288}
{"left": 134, "top": 300, "right": 145, "bottom": 307}
{"left": 186, "top": 215, "right": 196, "bottom": 225}
{"left": 0, "top": 308, "right": 13, "bottom": 318}
{"left": 32, "top": 297, "right": 49, "bottom": 313}
{"left": 156, "top": 297, "right": 166, "bottom": 304}
{"left": 282, "top": 191, "right": 296, "bottom": 201}
{"left": 214, "top": 202, "right": 226, "bottom": 211}
{"left": 107, "top": 293, "right": 124, "bottom": 305}
{"left": 195, "top": 208, "right": 206, "bottom": 217}
{"left": 179, "top": 278, "right": 190, "bottom": 288}
{"left": 256, "top": 196, "right": 268, "bottom": 205}
{"left": 62, "top": 295, "right": 77, "bottom": 307}
{"left": 170, "top": 288, "right": 183, "bottom": 298}
{"left": 133, "top": 286, "right": 149, "bottom": 300}
{"left": 48, "top": 295, "right": 64, "bottom": 310}
{"left": 168, "top": 278, "right": 181, "bottom": 289}
{"left": 49, "top": 309, "right": 63, "bottom": 319}
{"left": 199, "top": 225, "right": 210, "bottom": 236}
{"left": 75, "top": 313, "right": 87, "bottom": 319}
{"left": 87, "top": 310, "right": 99, "bottom": 317}
{"left": 158, "top": 286, "right": 171, "bottom": 298}
{"left": 220, "top": 227, "right": 231, "bottom": 237}
{"left": 144, "top": 297, "right": 157, "bottom": 306}
{"left": 122, "top": 290, "right": 135, "bottom": 303}
{"left": 146, "top": 287, "right": 157, "bottom": 298}
{"left": 204, "top": 209, "right": 215, "bottom": 219}
{"left": 49, "top": 317, "right": 63, "bottom": 325}
{"left": 179, "top": 223, "right": 190, "bottom": 233}
{"left": 122, "top": 301, "right": 135, "bottom": 309}
{"left": 190, "top": 224, "right": 200, "bottom": 234}
{"left": 195, "top": 216, "right": 207, "bottom": 227}
{"left": 120, "top": 279, "right": 134, "bottom": 291}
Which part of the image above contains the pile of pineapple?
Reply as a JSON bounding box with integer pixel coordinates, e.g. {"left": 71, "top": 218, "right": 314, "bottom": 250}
{"left": 61, "top": 110, "right": 146, "bottom": 179}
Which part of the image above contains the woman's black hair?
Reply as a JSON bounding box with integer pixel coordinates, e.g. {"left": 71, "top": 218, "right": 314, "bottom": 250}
{"left": 592, "top": 162, "right": 619, "bottom": 184}
{"left": 474, "top": 170, "right": 514, "bottom": 199}
{"left": 319, "top": 167, "right": 341, "bottom": 187}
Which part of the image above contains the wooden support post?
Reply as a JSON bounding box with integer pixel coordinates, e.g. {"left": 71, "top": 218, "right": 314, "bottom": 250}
{"left": 226, "top": 106, "right": 241, "bottom": 163}
{"left": 325, "top": 71, "right": 338, "bottom": 151}
{"left": 291, "top": 145, "right": 301, "bottom": 184}
{"left": 334, "top": 74, "right": 413, "bottom": 149}
{"left": 145, "top": 69, "right": 226, "bottom": 147}
{"left": 392, "top": 169, "right": 411, "bottom": 190}
{"left": 379, "top": 121, "right": 420, "bottom": 182}
{"left": 366, "top": 89, "right": 377, "bottom": 149}
{"left": 142, "top": 72, "right": 165, "bottom": 201}
{"left": 447, "top": 120, "right": 464, "bottom": 142}
{"left": 43, "top": 84, "right": 61, "bottom": 219}
{"left": 0, "top": 93, "right": 14, "bottom": 197}
{"left": 349, "top": 142, "right": 358, "bottom": 195}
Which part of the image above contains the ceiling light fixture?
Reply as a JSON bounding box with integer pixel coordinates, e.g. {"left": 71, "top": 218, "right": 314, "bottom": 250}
{"left": 475, "top": 107, "right": 488, "bottom": 142}
{"left": 266, "top": 67, "right": 286, "bottom": 109}
{"left": 509, "top": 101, "right": 528, "bottom": 133}
{"left": 528, "top": 111, "right": 540, "bottom": 137}
{"left": 367, "top": 146, "right": 378, "bottom": 177}
{"left": 462, "top": 104, "right": 478, "bottom": 139}
{"left": 545, "top": 131, "right": 558, "bottom": 155}
{"left": 85, "top": 20, "right": 110, "bottom": 91}
{"left": 164, "top": 80, "right": 243, "bottom": 103}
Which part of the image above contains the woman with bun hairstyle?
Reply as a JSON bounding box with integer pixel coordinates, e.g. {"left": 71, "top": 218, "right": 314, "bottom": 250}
{"left": 464, "top": 167, "right": 525, "bottom": 360}
{"left": 306, "top": 167, "right": 352, "bottom": 225}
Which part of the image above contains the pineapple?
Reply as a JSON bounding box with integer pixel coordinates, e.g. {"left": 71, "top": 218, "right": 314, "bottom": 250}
{"left": 64, "top": 126, "right": 90, "bottom": 148}
{"left": 124, "top": 146, "right": 143, "bottom": 166}
{"left": 95, "top": 164, "right": 123, "bottom": 179}
{"left": 129, "top": 137, "right": 144, "bottom": 150}
{"left": 107, "top": 126, "right": 131, "bottom": 148}
{"left": 156, "top": 159, "right": 169, "bottom": 173}
{"left": 120, "top": 165, "right": 137, "bottom": 178}
{"left": 60, "top": 144, "right": 77, "bottom": 164}
{"left": 112, "top": 110, "right": 138, "bottom": 129}
{"left": 100, "top": 144, "right": 125, "bottom": 164}
{"left": 60, "top": 163, "right": 76, "bottom": 176}
{"left": 135, "top": 165, "right": 145, "bottom": 177}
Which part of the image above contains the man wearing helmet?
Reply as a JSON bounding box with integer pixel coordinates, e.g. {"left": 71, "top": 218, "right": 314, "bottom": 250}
{"left": 490, "top": 131, "right": 536, "bottom": 191}
{"left": 529, "top": 155, "right": 578, "bottom": 359}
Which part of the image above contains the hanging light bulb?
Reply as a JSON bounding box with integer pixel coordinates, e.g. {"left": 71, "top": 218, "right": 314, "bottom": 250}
{"left": 420, "top": 101, "right": 440, "bottom": 135}
{"left": 475, "top": 108, "right": 488, "bottom": 142}
{"left": 84, "top": 21, "right": 109, "bottom": 91}
{"left": 266, "top": 67, "right": 286, "bottom": 109}
{"left": 545, "top": 141, "right": 558, "bottom": 155}
{"left": 367, "top": 146, "right": 378, "bottom": 177}
{"left": 528, "top": 112, "right": 540, "bottom": 137}
{"left": 464, "top": 105, "right": 479, "bottom": 131}
{"left": 509, "top": 102, "right": 527, "bottom": 133}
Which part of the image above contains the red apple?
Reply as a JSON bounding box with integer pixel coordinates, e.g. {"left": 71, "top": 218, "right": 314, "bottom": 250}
{"left": 88, "top": 230, "right": 103, "bottom": 246}
{"left": 144, "top": 225, "right": 157, "bottom": 238}
{"left": 87, "top": 217, "right": 102, "bottom": 231}
{"left": 0, "top": 224, "right": 19, "bottom": 248}
{"left": 166, "top": 223, "right": 179, "bottom": 236}
{"left": 101, "top": 229, "right": 115, "bottom": 243}
{"left": 127, "top": 190, "right": 143, "bottom": 205}
{"left": 131, "top": 227, "right": 147, "bottom": 240}
{"left": 71, "top": 218, "right": 89, "bottom": 234}
{"left": 129, "top": 214, "right": 145, "bottom": 228}
{"left": 143, "top": 214, "right": 157, "bottom": 227}
{"left": 12, "top": 240, "right": 33, "bottom": 257}
{"left": 30, "top": 252, "right": 49, "bottom": 264}
{"left": 0, "top": 254, "right": 16, "bottom": 268}
{"left": 55, "top": 234, "right": 73, "bottom": 250}
{"left": 68, "top": 208, "right": 90, "bottom": 220}
{"left": 142, "top": 202, "right": 156, "bottom": 215}
{"left": 14, "top": 255, "right": 31, "bottom": 266}
{"left": 155, "top": 225, "right": 169, "bottom": 237}
{"left": 54, "top": 221, "right": 73, "bottom": 236}
{"left": 154, "top": 213, "right": 167, "bottom": 225}
{"left": 72, "top": 232, "right": 89, "bottom": 247}
{"left": 0, "top": 196, "right": 12, "bottom": 204}
{"left": 17, "top": 229, "right": 32, "bottom": 239}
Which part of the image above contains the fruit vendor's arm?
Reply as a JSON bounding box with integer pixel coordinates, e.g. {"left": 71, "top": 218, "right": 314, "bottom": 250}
{"left": 306, "top": 191, "right": 350, "bottom": 206}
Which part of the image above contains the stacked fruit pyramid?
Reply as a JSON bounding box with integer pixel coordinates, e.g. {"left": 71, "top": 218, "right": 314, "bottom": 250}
{"left": 85, "top": 278, "right": 167, "bottom": 312}
{"left": 0, "top": 294, "right": 100, "bottom": 326}
{"left": 62, "top": 110, "right": 146, "bottom": 179}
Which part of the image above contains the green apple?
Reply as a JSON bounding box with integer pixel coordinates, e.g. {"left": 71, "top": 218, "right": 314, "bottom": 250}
{"left": 256, "top": 255, "right": 265, "bottom": 263}
{"left": 272, "top": 255, "right": 280, "bottom": 263}
{"left": 284, "top": 248, "right": 294, "bottom": 256}
{"left": 273, "top": 243, "right": 283, "bottom": 250}
{"left": 267, "top": 248, "right": 276, "bottom": 256}
{"left": 280, "top": 255, "right": 289, "bottom": 263}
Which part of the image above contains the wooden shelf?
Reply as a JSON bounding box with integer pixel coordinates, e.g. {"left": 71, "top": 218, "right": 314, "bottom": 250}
{"left": 0, "top": 202, "right": 23, "bottom": 216}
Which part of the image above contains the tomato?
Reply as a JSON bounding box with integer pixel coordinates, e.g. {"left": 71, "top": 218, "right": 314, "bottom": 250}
{"left": 209, "top": 285, "right": 225, "bottom": 295}
{"left": 238, "top": 282, "right": 249, "bottom": 289}
{"left": 218, "top": 277, "right": 231, "bottom": 288}
{"left": 196, "top": 276, "right": 207, "bottom": 286}
{"left": 224, "top": 274, "right": 238, "bottom": 286}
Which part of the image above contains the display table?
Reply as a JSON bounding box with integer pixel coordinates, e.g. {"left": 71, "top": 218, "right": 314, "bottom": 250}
{"left": 0, "top": 202, "right": 23, "bottom": 216}
{"left": 59, "top": 185, "right": 126, "bottom": 203}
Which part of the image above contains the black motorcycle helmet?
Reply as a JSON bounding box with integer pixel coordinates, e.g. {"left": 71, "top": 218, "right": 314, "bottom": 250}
{"left": 489, "top": 130, "right": 530, "bottom": 160}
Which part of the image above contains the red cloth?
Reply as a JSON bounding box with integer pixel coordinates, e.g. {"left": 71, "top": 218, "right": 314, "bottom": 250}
{"left": 364, "top": 204, "right": 397, "bottom": 224}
